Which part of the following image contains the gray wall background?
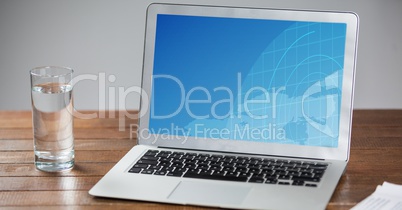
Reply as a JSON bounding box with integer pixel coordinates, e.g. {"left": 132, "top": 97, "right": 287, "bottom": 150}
{"left": 1, "top": 0, "right": 401, "bottom": 110}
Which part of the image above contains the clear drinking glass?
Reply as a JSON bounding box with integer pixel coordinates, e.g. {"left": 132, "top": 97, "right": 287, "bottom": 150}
{"left": 30, "top": 66, "right": 74, "bottom": 172}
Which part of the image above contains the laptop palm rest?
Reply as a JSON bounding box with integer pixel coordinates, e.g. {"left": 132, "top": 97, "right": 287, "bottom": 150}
{"left": 168, "top": 181, "right": 251, "bottom": 206}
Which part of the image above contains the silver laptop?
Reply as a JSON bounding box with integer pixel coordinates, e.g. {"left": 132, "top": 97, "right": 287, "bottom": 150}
{"left": 89, "top": 4, "right": 359, "bottom": 210}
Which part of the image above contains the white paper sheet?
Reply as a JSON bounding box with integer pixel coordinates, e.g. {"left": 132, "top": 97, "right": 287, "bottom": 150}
{"left": 351, "top": 182, "right": 402, "bottom": 210}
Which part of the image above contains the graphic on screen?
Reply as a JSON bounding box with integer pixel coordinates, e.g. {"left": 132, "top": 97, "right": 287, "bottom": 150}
{"left": 149, "top": 14, "right": 346, "bottom": 147}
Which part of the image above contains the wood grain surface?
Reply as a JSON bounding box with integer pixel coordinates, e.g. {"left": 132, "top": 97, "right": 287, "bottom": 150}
{"left": 1, "top": 110, "right": 402, "bottom": 209}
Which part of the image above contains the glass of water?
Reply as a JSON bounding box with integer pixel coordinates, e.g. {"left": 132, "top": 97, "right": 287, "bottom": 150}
{"left": 30, "top": 66, "right": 74, "bottom": 172}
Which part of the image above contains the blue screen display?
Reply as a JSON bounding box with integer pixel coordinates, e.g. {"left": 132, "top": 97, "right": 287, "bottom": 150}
{"left": 149, "top": 14, "right": 346, "bottom": 147}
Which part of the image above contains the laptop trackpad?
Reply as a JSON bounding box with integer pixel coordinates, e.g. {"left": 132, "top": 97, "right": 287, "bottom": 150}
{"left": 168, "top": 181, "right": 251, "bottom": 206}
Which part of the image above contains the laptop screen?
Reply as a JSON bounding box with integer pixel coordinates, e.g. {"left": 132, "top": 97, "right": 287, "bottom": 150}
{"left": 148, "top": 14, "right": 346, "bottom": 148}
{"left": 147, "top": 13, "right": 347, "bottom": 149}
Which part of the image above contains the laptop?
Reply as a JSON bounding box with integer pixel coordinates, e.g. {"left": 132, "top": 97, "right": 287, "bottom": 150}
{"left": 89, "top": 3, "right": 359, "bottom": 210}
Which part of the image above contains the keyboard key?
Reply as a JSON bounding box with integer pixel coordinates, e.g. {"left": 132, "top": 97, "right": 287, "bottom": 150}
{"left": 265, "top": 179, "right": 278, "bottom": 184}
{"left": 223, "top": 166, "right": 235, "bottom": 172}
{"left": 197, "top": 165, "right": 209, "bottom": 170}
{"left": 266, "top": 175, "right": 278, "bottom": 180}
{"left": 278, "top": 182, "right": 290, "bottom": 185}
{"left": 182, "top": 155, "right": 195, "bottom": 160}
{"left": 212, "top": 171, "right": 225, "bottom": 176}
{"left": 238, "top": 174, "right": 249, "bottom": 180}
{"left": 171, "top": 163, "right": 184, "bottom": 168}
{"left": 278, "top": 175, "right": 291, "bottom": 180}
{"left": 313, "top": 173, "right": 324, "bottom": 178}
{"left": 295, "top": 164, "right": 309, "bottom": 169}
{"left": 221, "top": 158, "right": 233, "bottom": 163}
{"left": 133, "top": 163, "right": 148, "bottom": 168}
{"left": 141, "top": 169, "right": 154, "bottom": 174}
{"left": 172, "top": 167, "right": 186, "bottom": 173}
{"left": 184, "top": 163, "right": 197, "bottom": 169}
{"left": 156, "top": 153, "right": 170, "bottom": 158}
{"left": 144, "top": 150, "right": 159, "bottom": 157}
{"left": 163, "top": 166, "right": 175, "bottom": 172}
{"left": 292, "top": 181, "right": 304, "bottom": 186}
{"left": 149, "top": 165, "right": 162, "bottom": 170}
{"left": 315, "top": 163, "right": 329, "bottom": 167}
{"left": 276, "top": 159, "right": 289, "bottom": 164}
{"left": 283, "top": 163, "right": 296, "bottom": 168}
{"left": 263, "top": 158, "right": 276, "bottom": 163}
{"left": 128, "top": 167, "right": 142, "bottom": 173}
{"left": 154, "top": 170, "right": 167, "bottom": 175}
{"left": 137, "top": 160, "right": 158, "bottom": 165}
{"left": 140, "top": 156, "right": 159, "bottom": 161}
{"left": 159, "top": 161, "right": 171, "bottom": 166}
{"left": 292, "top": 176, "right": 320, "bottom": 182}
{"left": 253, "top": 173, "right": 265, "bottom": 178}
{"left": 303, "top": 161, "right": 316, "bottom": 165}
{"left": 287, "top": 168, "right": 300, "bottom": 173}
{"left": 199, "top": 170, "right": 213, "bottom": 176}
{"left": 239, "top": 172, "right": 252, "bottom": 177}
{"left": 309, "top": 165, "right": 328, "bottom": 170}
{"left": 167, "top": 172, "right": 183, "bottom": 177}
{"left": 271, "top": 162, "right": 283, "bottom": 167}
{"left": 248, "top": 168, "right": 260, "bottom": 174}
{"left": 249, "top": 177, "right": 265, "bottom": 183}
{"left": 170, "top": 154, "right": 182, "bottom": 159}
{"left": 275, "top": 167, "right": 287, "bottom": 172}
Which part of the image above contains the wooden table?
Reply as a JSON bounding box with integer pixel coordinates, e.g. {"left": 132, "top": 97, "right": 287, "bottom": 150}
{"left": 1, "top": 110, "right": 402, "bottom": 209}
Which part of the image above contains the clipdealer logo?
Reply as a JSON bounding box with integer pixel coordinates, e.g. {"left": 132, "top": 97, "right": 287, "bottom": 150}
{"left": 68, "top": 71, "right": 339, "bottom": 144}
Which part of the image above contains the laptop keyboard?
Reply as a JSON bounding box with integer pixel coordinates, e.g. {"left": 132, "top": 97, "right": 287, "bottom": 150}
{"left": 128, "top": 150, "right": 328, "bottom": 187}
